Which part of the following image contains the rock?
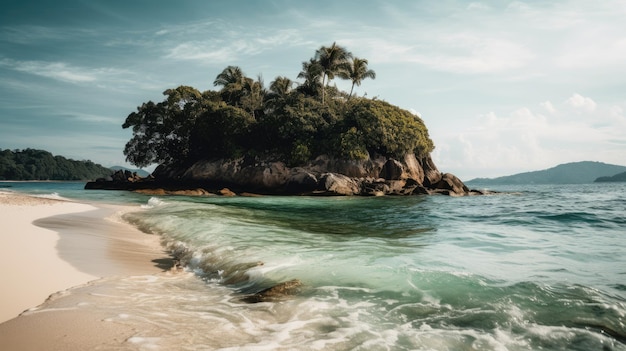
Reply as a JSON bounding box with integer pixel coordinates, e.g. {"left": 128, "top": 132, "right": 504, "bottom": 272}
{"left": 133, "top": 188, "right": 213, "bottom": 196}
{"left": 285, "top": 171, "right": 319, "bottom": 193}
{"left": 241, "top": 279, "right": 303, "bottom": 303}
{"left": 420, "top": 154, "right": 442, "bottom": 186}
{"left": 362, "top": 178, "right": 390, "bottom": 196}
{"left": 134, "top": 188, "right": 167, "bottom": 196}
{"left": 433, "top": 173, "right": 470, "bottom": 196}
{"left": 379, "top": 159, "right": 404, "bottom": 180}
{"left": 403, "top": 153, "right": 425, "bottom": 182}
{"left": 169, "top": 188, "right": 212, "bottom": 196}
{"left": 86, "top": 153, "right": 476, "bottom": 197}
{"left": 319, "top": 173, "right": 361, "bottom": 195}
{"left": 219, "top": 188, "right": 236, "bottom": 197}
{"left": 411, "top": 184, "right": 431, "bottom": 195}
{"left": 240, "top": 192, "right": 263, "bottom": 197}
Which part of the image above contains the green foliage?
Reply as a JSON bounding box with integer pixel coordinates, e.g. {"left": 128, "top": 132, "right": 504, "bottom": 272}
{"left": 339, "top": 127, "right": 369, "bottom": 160}
{"left": 0, "top": 149, "right": 112, "bottom": 180}
{"left": 122, "top": 86, "right": 208, "bottom": 167}
{"left": 289, "top": 141, "right": 312, "bottom": 166}
{"left": 343, "top": 99, "right": 435, "bottom": 158}
{"left": 122, "top": 43, "right": 435, "bottom": 168}
{"left": 189, "top": 103, "right": 256, "bottom": 160}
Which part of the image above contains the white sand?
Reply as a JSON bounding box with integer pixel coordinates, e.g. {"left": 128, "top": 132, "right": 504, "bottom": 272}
{"left": 0, "top": 192, "right": 98, "bottom": 323}
{"left": 0, "top": 191, "right": 173, "bottom": 350}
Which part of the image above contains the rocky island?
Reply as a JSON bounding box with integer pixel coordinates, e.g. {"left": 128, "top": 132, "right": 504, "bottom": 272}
{"left": 86, "top": 43, "right": 478, "bottom": 197}
{"left": 86, "top": 153, "right": 476, "bottom": 196}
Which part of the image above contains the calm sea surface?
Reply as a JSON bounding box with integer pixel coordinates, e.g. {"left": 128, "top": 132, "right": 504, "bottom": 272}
{"left": 2, "top": 181, "right": 625, "bottom": 350}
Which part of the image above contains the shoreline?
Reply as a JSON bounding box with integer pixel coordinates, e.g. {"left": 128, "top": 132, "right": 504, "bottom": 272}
{"left": 0, "top": 191, "right": 172, "bottom": 349}
{"left": 0, "top": 192, "right": 100, "bottom": 323}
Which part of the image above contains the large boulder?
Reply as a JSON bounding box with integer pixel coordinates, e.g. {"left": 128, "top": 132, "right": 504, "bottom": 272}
{"left": 432, "top": 173, "right": 470, "bottom": 196}
{"left": 420, "top": 154, "right": 442, "bottom": 186}
{"left": 380, "top": 159, "right": 404, "bottom": 180}
{"left": 285, "top": 171, "right": 318, "bottom": 193}
{"left": 318, "top": 173, "right": 361, "bottom": 195}
{"left": 307, "top": 155, "right": 386, "bottom": 178}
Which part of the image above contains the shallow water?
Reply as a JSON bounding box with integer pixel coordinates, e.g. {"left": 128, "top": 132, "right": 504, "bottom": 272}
{"left": 4, "top": 181, "right": 626, "bottom": 350}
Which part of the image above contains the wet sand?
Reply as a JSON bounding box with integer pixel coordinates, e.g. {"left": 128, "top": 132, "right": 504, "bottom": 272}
{"left": 0, "top": 191, "right": 172, "bottom": 350}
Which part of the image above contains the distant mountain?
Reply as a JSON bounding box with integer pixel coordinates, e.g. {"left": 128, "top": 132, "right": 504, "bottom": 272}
{"left": 595, "top": 171, "right": 626, "bottom": 183}
{"left": 466, "top": 161, "right": 626, "bottom": 185}
{"left": 110, "top": 166, "right": 150, "bottom": 177}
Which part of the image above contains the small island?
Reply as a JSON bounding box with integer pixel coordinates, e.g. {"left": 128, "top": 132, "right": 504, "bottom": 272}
{"left": 87, "top": 43, "right": 477, "bottom": 196}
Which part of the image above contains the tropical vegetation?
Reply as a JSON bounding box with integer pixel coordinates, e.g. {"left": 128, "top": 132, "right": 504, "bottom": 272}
{"left": 0, "top": 148, "right": 112, "bottom": 180}
{"left": 123, "top": 43, "right": 434, "bottom": 168}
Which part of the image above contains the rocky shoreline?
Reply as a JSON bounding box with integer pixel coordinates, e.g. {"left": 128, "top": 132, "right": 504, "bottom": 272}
{"left": 86, "top": 154, "right": 487, "bottom": 196}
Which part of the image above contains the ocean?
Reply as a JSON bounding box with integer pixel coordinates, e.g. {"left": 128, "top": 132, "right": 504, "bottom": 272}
{"left": 2, "top": 181, "right": 625, "bottom": 350}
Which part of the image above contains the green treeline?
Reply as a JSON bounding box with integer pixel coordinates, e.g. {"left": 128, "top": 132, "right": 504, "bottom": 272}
{"left": 0, "top": 148, "right": 112, "bottom": 180}
{"left": 123, "top": 43, "right": 434, "bottom": 168}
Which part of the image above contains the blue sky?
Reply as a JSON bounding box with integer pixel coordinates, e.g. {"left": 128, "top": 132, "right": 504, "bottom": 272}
{"left": 1, "top": 0, "right": 625, "bottom": 179}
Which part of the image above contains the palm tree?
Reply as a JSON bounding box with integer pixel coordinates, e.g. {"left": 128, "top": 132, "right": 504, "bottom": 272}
{"left": 314, "top": 42, "right": 352, "bottom": 104}
{"left": 339, "top": 57, "right": 376, "bottom": 99}
{"left": 240, "top": 75, "right": 266, "bottom": 118}
{"left": 268, "top": 76, "right": 293, "bottom": 98}
{"left": 264, "top": 76, "right": 293, "bottom": 114}
{"left": 296, "top": 59, "right": 323, "bottom": 97}
{"left": 213, "top": 66, "right": 247, "bottom": 106}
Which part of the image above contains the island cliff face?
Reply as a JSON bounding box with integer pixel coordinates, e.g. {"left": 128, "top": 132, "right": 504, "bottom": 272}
{"left": 86, "top": 153, "right": 477, "bottom": 196}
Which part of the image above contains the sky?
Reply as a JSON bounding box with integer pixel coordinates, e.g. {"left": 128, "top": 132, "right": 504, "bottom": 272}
{"left": 1, "top": 0, "right": 625, "bottom": 180}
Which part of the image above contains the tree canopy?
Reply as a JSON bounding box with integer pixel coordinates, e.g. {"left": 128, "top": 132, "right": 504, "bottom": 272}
{"left": 0, "top": 148, "right": 112, "bottom": 180}
{"left": 123, "top": 43, "right": 434, "bottom": 168}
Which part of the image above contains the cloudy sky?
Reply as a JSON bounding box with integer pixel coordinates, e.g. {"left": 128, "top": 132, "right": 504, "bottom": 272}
{"left": 1, "top": 0, "right": 625, "bottom": 179}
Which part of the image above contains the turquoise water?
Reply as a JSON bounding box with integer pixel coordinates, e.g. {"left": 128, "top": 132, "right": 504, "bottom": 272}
{"left": 3, "top": 181, "right": 625, "bottom": 350}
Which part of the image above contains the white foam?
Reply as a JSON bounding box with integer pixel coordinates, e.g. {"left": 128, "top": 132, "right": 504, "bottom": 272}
{"left": 141, "top": 197, "right": 167, "bottom": 209}
{"left": 126, "top": 336, "right": 161, "bottom": 350}
{"left": 33, "top": 192, "right": 66, "bottom": 201}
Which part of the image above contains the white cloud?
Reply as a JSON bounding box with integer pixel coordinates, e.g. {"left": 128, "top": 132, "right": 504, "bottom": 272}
{"left": 435, "top": 94, "right": 626, "bottom": 178}
{"left": 541, "top": 101, "right": 557, "bottom": 114}
{"left": 167, "top": 42, "right": 238, "bottom": 62}
{"left": 0, "top": 58, "right": 137, "bottom": 86}
{"left": 467, "top": 2, "right": 490, "bottom": 11}
{"left": 162, "top": 25, "right": 304, "bottom": 64}
{"left": 506, "top": 1, "right": 532, "bottom": 12}
{"left": 67, "top": 112, "right": 120, "bottom": 124}
{"left": 349, "top": 34, "right": 534, "bottom": 75}
{"left": 566, "top": 93, "right": 597, "bottom": 112}
{"left": 0, "top": 59, "right": 96, "bottom": 83}
{"left": 609, "top": 105, "right": 625, "bottom": 122}
{"left": 412, "top": 35, "right": 534, "bottom": 74}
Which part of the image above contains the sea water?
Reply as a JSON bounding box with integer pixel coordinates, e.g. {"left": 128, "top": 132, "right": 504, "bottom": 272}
{"left": 2, "top": 181, "right": 625, "bottom": 350}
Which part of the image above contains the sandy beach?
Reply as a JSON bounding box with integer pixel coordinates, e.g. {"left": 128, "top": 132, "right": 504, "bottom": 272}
{"left": 0, "top": 191, "right": 172, "bottom": 350}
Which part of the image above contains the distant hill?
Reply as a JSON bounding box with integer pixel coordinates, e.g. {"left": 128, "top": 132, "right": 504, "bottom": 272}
{"left": 467, "top": 161, "right": 626, "bottom": 185}
{"left": 595, "top": 171, "right": 626, "bottom": 183}
{"left": 0, "top": 148, "right": 112, "bottom": 181}
{"left": 110, "top": 166, "right": 150, "bottom": 178}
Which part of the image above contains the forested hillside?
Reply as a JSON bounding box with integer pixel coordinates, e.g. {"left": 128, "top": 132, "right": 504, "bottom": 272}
{"left": 595, "top": 171, "right": 626, "bottom": 182}
{"left": 0, "top": 148, "right": 112, "bottom": 180}
{"left": 467, "top": 161, "right": 626, "bottom": 185}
